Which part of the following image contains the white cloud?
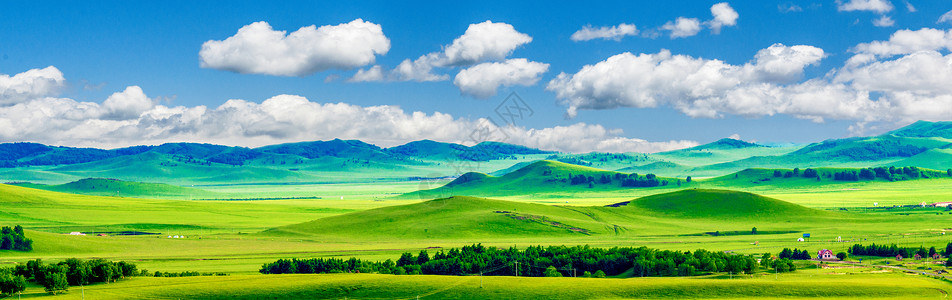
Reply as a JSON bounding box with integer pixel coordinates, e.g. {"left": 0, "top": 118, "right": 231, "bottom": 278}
{"left": 100, "top": 86, "right": 155, "bottom": 120}
{"left": 778, "top": 3, "right": 804, "bottom": 13}
{"left": 836, "top": 51, "right": 952, "bottom": 95}
{"left": 904, "top": 1, "right": 916, "bottom": 12}
{"left": 348, "top": 65, "right": 385, "bottom": 82}
{"left": 453, "top": 59, "right": 549, "bottom": 98}
{"left": 849, "top": 28, "right": 952, "bottom": 61}
{"left": 0, "top": 68, "right": 688, "bottom": 153}
{"left": 708, "top": 2, "right": 739, "bottom": 34}
{"left": 728, "top": 133, "right": 742, "bottom": 140}
{"left": 661, "top": 17, "right": 702, "bottom": 38}
{"left": 438, "top": 21, "right": 532, "bottom": 67}
{"left": 0, "top": 66, "right": 65, "bottom": 106}
{"left": 940, "top": 10, "right": 952, "bottom": 23}
{"left": 548, "top": 27, "right": 952, "bottom": 128}
{"left": 570, "top": 23, "right": 638, "bottom": 41}
{"left": 547, "top": 44, "right": 827, "bottom": 118}
{"left": 199, "top": 19, "right": 390, "bottom": 76}
{"left": 348, "top": 20, "right": 532, "bottom": 82}
{"left": 503, "top": 123, "right": 698, "bottom": 153}
{"left": 872, "top": 15, "right": 895, "bottom": 27}
{"left": 836, "top": 0, "right": 894, "bottom": 13}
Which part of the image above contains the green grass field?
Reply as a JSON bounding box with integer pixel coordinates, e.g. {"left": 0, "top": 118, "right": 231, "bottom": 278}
{"left": 10, "top": 268, "right": 952, "bottom": 299}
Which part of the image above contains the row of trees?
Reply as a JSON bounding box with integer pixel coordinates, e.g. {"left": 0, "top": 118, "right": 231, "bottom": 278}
{"left": 0, "top": 225, "right": 32, "bottom": 251}
{"left": 563, "top": 172, "right": 671, "bottom": 188}
{"left": 261, "top": 244, "right": 762, "bottom": 278}
{"left": 847, "top": 242, "right": 950, "bottom": 259}
{"left": 773, "top": 166, "right": 943, "bottom": 182}
{"left": 5, "top": 258, "right": 138, "bottom": 294}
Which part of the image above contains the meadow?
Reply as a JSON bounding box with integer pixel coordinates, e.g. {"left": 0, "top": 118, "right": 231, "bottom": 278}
{"left": 3, "top": 139, "right": 952, "bottom": 298}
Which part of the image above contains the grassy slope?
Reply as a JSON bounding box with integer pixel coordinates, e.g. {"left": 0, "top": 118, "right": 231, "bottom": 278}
{"left": 401, "top": 160, "right": 684, "bottom": 200}
{"left": 11, "top": 178, "right": 221, "bottom": 199}
{"left": 16, "top": 271, "right": 951, "bottom": 300}
{"left": 272, "top": 189, "right": 902, "bottom": 242}
{"left": 0, "top": 184, "right": 363, "bottom": 234}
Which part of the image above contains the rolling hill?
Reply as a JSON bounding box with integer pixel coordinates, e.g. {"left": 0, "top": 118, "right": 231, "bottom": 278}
{"left": 10, "top": 178, "right": 218, "bottom": 199}
{"left": 401, "top": 160, "right": 685, "bottom": 199}
{"left": 612, "top": 189, "right": 832, "bottom": 220}
{"left": 268, "top": 189, "right": 851, "bottom": 240}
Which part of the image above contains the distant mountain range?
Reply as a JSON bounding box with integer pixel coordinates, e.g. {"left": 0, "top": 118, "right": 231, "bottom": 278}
{"left": 0, "top": 138, "right": 555, "bottom": 168}
{"left": 1, "top": 121, "right": 951, "bottom": 184}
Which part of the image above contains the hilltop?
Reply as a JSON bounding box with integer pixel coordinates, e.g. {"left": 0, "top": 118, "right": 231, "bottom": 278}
{"left": 886, "top": 120, "right": 952, "bottom": 139}
{"left": 614, "top": 189, "right": 831, "bottom": 220}
{"left": 400, "top": 160, "right": 684, "bottom": 199}
{"left": 269, "top": 189, "right": 848, "bottom": 240}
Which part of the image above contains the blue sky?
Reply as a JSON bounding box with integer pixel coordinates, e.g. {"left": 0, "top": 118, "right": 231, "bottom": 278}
{"left": 1, "top": 0, "right": 952, "bottom": 152}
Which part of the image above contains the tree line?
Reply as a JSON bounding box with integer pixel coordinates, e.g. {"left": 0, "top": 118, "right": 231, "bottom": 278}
{"left": 0, "top": 225, "right": 32, "bottom": 251}
{"left": 0, "top": 258, "right": 226, "bottom": 295}
{"left": 848, "top": 242, "right": 950, "bottom": 260}
{"left": 773, "top": 166, "right": 946, "bottom": 182}
{"left": 261, "top": 244, "right": 761, "bottom": 278}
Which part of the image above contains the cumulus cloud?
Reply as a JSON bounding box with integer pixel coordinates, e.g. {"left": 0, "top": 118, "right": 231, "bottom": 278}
{"left": 848, "top": 28, "right": 952, "bottom": 64}
{"left": 503, "top": 123, "right": 698, "bottom": 153}
{"left": 199, "top": 19, "right": 390, "bottom": 76}
{"left": 836, "top": 0, "right": 894, "bottom": 13}
{"left": 872, "top": 15, "right": 895, "bottom": 27}
{"left": 548, "top": 28, "right": 952, "bottom": 127}
{"left": 0, "top": 66, "right": 65, "bottom": 105}
{"left": 453, "top": 59, "right": 549, "bottom": 98}
{"left": 0, "top": 68, "right": 686, "bottom": 153}
{"left": 661, "top": 17, "right": 702, "bottom": 39}
{"left": 348, "top": 20, "right": 532, "bottom": 83}
{"left": 100, "top": 86, "right": 155, "bottom": 120}
{"left": 547, "top": 43, "right": 826, "bottom": 118}
{"left": 438, "top": 21, "right": 533, "bottom": 67}
{"left": 570, "top": 23, "right": 638, "bottom": 41}
{"left": 940, "top": 10, "right": 952, "bottom": 23}
{"left": 708, "top": 2, "right": 739, "bottom": 34}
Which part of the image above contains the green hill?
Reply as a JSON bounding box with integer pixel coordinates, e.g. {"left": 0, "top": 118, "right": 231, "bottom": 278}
{"left": 615, "top": 189, "right": 831, "bottom": 220}
{"left": 685, "top": 138, "right": 763, "bottom": 150}
{"left": 269, "top": 189, "right": 851, "bottom": 240}
{"left": 401, "top": 160, "right": 682, "bottom": 199}
{"left": 886, "top": 120, "right": 952, "bottom": 139}
{"left": 266, "top": 196, "right": 603, "bottom": 239}
{"left": 11, "top": 178, "right": 217, "bottom": 198}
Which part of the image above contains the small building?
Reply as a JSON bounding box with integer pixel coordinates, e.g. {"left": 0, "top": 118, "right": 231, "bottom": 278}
{"left": 97, "top": 233, "right": 107, "bottom": 236}
{"left": 914, "top": 253, "right": 923, "bottom": 260}
{"left": 797, "top": 237, "right": 805, "bottom": 242}
{"left": 932, "top": 253, "right": 942, "bottom": 260}
{"left": 818, "top": 249, "right": 834, "bottom": 260}
{"left": 68, "top": 232, "right": 86, "bottom": 236}
{"left": 896, "top": 254, "right": 903, "bottom": 261}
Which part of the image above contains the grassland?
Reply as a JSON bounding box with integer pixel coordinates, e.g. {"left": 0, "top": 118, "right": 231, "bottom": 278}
{"left": 11, "top": 268, "right": 952, "bottom": 299}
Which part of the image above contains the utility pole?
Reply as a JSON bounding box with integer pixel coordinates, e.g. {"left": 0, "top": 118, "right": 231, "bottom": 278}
{"left": 515, "top": 261, "right": 519, "bottom": 277}
{"left": 572, "top": 268, "right": 576, "bottom": 277}
{"left": 480, "top": 272, "right": 483, "bottom": 288}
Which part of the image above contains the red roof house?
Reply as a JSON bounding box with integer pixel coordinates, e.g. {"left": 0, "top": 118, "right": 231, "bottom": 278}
{"left": 818, "top": 249, "right": 834, "bottom": 260}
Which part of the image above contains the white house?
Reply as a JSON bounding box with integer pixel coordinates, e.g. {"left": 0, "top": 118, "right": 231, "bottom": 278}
{"left": 68, "top": 232, "right": 86, "bottom": 236}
